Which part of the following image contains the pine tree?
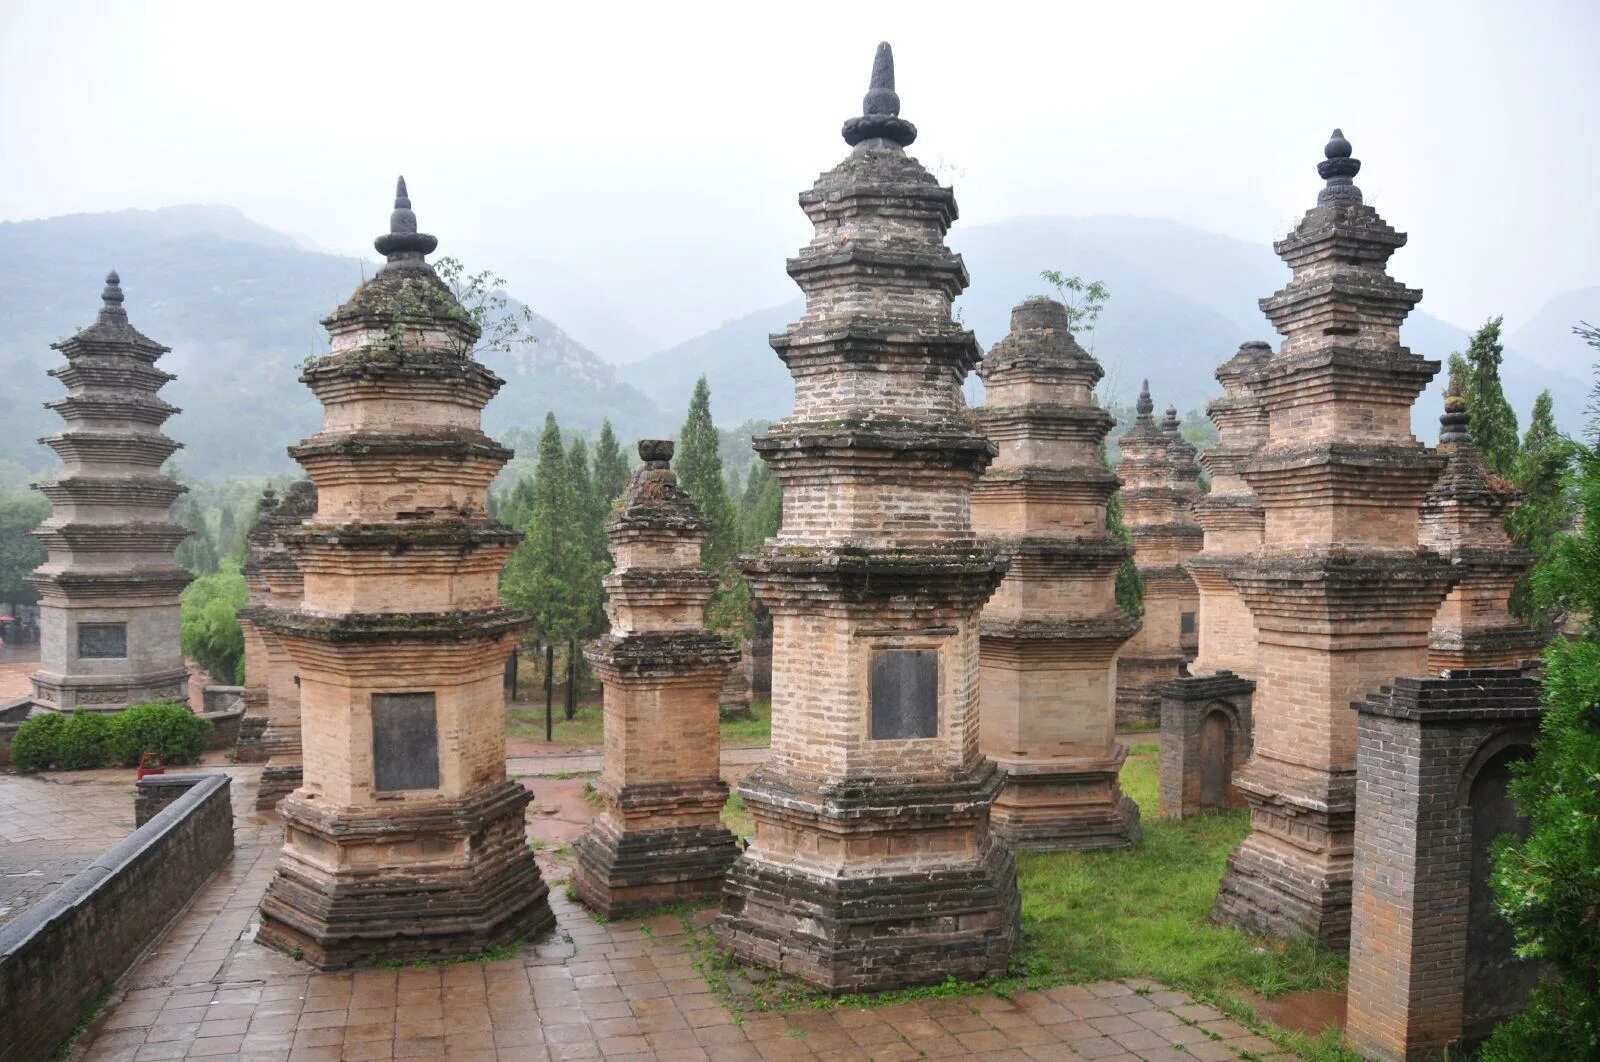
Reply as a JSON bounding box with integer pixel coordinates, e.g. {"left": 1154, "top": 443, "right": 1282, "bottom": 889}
{"left": 217, "top": 503, "right": 239, "bottom": 562}
{"left": 172, "top": 495, "right": 219, "bottom": 576}
{"left": 677, "top": 377, "right": 737, "bottom": 571}
{"left": 1449, "top": 316, "right": 1520, "bottom": 478}
{"left": 502, "top": 414, "right": 582, "bottom": 646}
{"left": 1508, "top": 390, "right": 1579, "bottom": 629}
{"left": 592, "top": 419, "right": 631, "bottom": 509}
{"left": 737, "top": 461, "right": 782, "bottom": 553}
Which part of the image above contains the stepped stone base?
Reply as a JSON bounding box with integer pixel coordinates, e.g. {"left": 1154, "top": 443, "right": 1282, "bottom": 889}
{"left": 254, "top": 763, "right": 303, "bottom": 812}
{"left": 988, "top": 751, "right": 1142, "bottom": 851}
{"left": 234, "top": 715, "right": 270, "bottom": 762}
{"left": 30, "top": 666, "right": 190, "bottom": 714}
{"left": 574, "top": 816, "right": 740, "bottom": 919}
{"left": 257, "top": 780, "right": 553, "bottom": 968}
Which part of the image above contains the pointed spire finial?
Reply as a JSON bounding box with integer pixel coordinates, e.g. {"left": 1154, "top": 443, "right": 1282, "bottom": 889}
{"left": 1136, "top": 379, "right": 1154, "bottom": 419}
{"left": 1316, "top": 127, "right": 1363, "bottom": 204}
{"left": 842, "top": 42, "right": 917, "bottom": 149}
{"left": 1163, "top": 405, "right": 1181, "bottom": 434}
{"left": 98, "top": 269, "right": 128, "bottom": 324}
{"left": 374, "top": 174, "right": 438, "bottom": 264}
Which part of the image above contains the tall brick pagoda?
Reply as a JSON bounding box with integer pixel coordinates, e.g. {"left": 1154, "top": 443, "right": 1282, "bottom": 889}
{"left": 972, "top": 297, "right": 1141, "bottom": 850}
{"left": 1113, "top": 382, "right": 1202, "bottom": 726}
{"left": 714, "top": 43, "right": 1020, "bottom": 993}
{"left": 1213, "top": 131, "right": 1455, "bottom": 947}
{"left": 1186, "top": 342, "right": 1271, "bottom": 678}
{"left": 30, "top": 272, "right": 192, "bottom": 713}
{"left": 574, "top": 440, "right": 741, "bottom": 918}
{"left": 240, "top": 480, "right": 316, "bottom": 811}
{"left": 256, "top": 180, "right": 552, "bottom": 966}
{"left": 1419, "top": 378, "right": 1541, "bottom": 673}
{"left": 235, "top": 486, "right": 278, "bottom": 761}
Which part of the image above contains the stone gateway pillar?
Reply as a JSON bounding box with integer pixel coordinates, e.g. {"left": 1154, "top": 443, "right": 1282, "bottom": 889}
{"left": 714, "top": 42, "right": 1020, "bottom": 994}
{"left": 255, "top": 180, "right": 553, "bottom": 967}
{"left": 30, "top": 272, "right": 193, "bottom": 714}
{"left": 972, "top": 297, "right": 1142, "bottom": 850}
{"left": 1213, "top": 132, "right": 1455, "bottom": 948}
{"left": 574, "top": 440, "right": 741, "bottom": 918}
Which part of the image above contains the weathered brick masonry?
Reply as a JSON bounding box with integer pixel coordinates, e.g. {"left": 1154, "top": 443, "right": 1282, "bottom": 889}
{"left": 973, "top": 297, "right": 1141, "bottom": 850}
{"left": 714, "top": 43, "right": 1020, "bottom": 993}
{"left": 255, "top": 181, "right": 552, "bottom": 967}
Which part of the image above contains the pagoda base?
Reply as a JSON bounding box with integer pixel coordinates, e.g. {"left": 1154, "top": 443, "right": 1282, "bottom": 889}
{"left": 234, "top": 715, "right": 270, "bottom": 762}
{"left": 257, "top": 779, "right": 553, "bottom": 968}
{"left": 1428, "top": 628, "right": 1544, "bottom": 675}
{"left": 255, "top": 763, "right": 302, "bottom": 812}
{"left": 574, "top": 814, "right": 740, "bottom": 919}
{"left": 988, "top": 750, "right": 1141, "bottom": 851}
{"left": 1211, "top": 758, "right": 1354, "bottom": 949}
{"left": 1115, "top": 655, "right": 1185, "bottom": 729}
{"left": 30, "top": 666, "right": 190, "bottom": 714}
{"left": 714, "top": 765, "right": 1020, "bottom": 994}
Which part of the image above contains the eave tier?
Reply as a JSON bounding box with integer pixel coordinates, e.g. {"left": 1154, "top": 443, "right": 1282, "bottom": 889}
{"left": 1227, "top": 549, "right": 1457, "bottom": 630}
{"left": 34, "top": 475, "right": 186, "bottom": 509}
{"left": 256, "top": 606, "right": 529, "bottom": 643}
{"left": 754, "top": 423, "right": 995, "bottom": 477}
{"left": 52, "top": 328, "right": 169, "bottom": 362}
{"left": 281, "top": 521, "right": 520, "bottom": 552}
{"left": 974, "top": 404, "right": 1118, "bottom": 445}
{"left": 29, "top": 566, "right": 193, "bottom": 599}
{"left": 745, "top": 545, "right": 1006, "bottom": 611}
{"left": 32, "top": 521, "right": 190, "bottom": 553}
{"left": 1259, "top": 275, "right": 1422, "bottom": 340}
{"left": 288, "top": 431, "right": 512, "bottom": 465}
{"left": 770, "top": 320, "right": 981, "bottom": 378}
{"left": 742, "top": 756, "right": 1003, "bottom": 820}
{"left": 974, "top": 467, "right": 1119, "bottom": 505}
{"left": 1442, "top": 546, "right": 1535, "bottom": 577}
{"left": 989, "top": 536, "right": 1130, "bottom": 578}
{"left": 1192, "top": 494, "right": 1264, "bottom": 533}
{"left": 1127, "top": 522, "right": 1205, "bottom": 550}
{"left": 1252, "top": 346, "right": 1439, "bottom": 406}
{"left": 785, "top": 246, "right": 970, "bottom": 302}
{"left": 978, "top": 352, "right": 1102, "bottom": 389}
{"left": 604, "top": 568, "right": 719, "bottom": 597}
{"left": 586, "top": 631, "right": 739, "bottom": 677}
{"left": 44, "top": 393, "right": 180, "bottom": 428}
{"left": 1138, "top": 564, "right": 1200, "bottom": 595}
{"left": 1199, "top": 444, "right": 1262, "bottom": 479}
{"left": 980, "top": 616, "right": 1140, "bottom": 659}
{"left": 41, "top": 431, "right": 181, "bottom": 467}
{"left": 49, "top": 356, "right": 175, "bottom": 392}
{"left": 1429, "top": 627, "right": 1545, "bottom": 658}
{"left": 798, "top": 159, "right": 958, "bottom": 228}
{"left": 1245, "top": 443, "right": 1445, "bottom": 505}
{"left": 300, "top": 346, "right": 505, "bottom": 407}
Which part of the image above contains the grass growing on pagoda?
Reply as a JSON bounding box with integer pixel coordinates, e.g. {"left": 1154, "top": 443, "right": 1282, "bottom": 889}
{"left": 1016, "top": 743, "right": 1348, "bottom": 1000}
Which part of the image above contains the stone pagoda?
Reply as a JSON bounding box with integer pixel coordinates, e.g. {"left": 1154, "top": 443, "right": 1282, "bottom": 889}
{"left": 574, "top": 439, "right": 741, "bottom": 918}
{"left": 255, "top": 180, "right": 552, "bottom": 966}
{"left": 972, "top": 297, "right": 1141, "bottom": 850}
{"left": 1112, "top": 382, "right": 1202, "bottom": 726}
{"left": 1185, "top": 342, "right": 1271, "bottom": 679}
{"left": 240, "top": 480, "right": 316, "bottom": 811}
{"left": 714, "top": 43, "right": 1020, "bottom": 993}
{"left": 1419, "top": 379, "right": 1541, "bottom": 673}
{"left": 29, "top": 272, "right": 192, "bottom": 713}
{"left": 1213, "top": 131, "right": 1455, "bottom": 948}
{"left": 235, "top": 487, "right": 277, "bottom": 760}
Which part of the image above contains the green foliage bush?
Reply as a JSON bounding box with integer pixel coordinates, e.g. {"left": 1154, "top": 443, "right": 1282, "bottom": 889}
{"left": 106, "top": 701, "right": 210, "bottom": 767}
{"left": 10, "top": 712, "right": 65, "bottom": 772}
{"left": 180, "top": 563, "right": 248, "bottom": 683}
{"left": 55, "top": 710, "right": 113, "bottom": 770}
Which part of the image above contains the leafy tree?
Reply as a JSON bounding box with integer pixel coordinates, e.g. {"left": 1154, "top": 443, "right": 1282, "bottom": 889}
{"left": 1107, "top": 493, "right": 1144, "bottom": 617}
{"left": 173, "top": 495, "right": 219, "bottom": 576}
{"left": 0, "top": 492, "right": 48, "bottom": 606}
{"left": 592, "top": 419, "right": 632, "bottom": 509}
{"left": 428, "top": 256, "right": 536, "bottom": 357}
{"left": 1508, "top": 390, "right": 1580, "bottom": 629}
{"left": 180, "top": 561, "right": 248, "bottom": 683}
{"left": 1449, "top": 316, "right": 1520, "bottom": 478}
{"left": 1039, "top": 270, "right": 1110, "bottom": 335}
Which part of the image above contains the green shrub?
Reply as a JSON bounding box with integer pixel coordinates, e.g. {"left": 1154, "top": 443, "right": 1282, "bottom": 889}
{"left": 10, "top": 712, "right": 65, "bottom": 772}
{"left": 180, "top": 564, "right": 248, "bottom": 684}
{"left": 106, "top": 701, "right": 210, "bottom": 767}
{"left": 55, "top": 710, "right": 113, "bottom": 770}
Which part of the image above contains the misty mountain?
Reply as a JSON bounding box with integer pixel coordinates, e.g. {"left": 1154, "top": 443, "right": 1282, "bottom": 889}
{"left": 622, "top": 216, "right": 1592, "bottom": 439}
{"left": 1505, "top": 286, "right": 1600, "bottom": 379}
{"left": 0, "top": 206, "right": 663, "bottom": 481}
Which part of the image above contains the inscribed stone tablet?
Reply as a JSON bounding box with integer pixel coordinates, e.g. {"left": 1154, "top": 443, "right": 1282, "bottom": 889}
{"left": 77, "top": 622, "right": 127, "bottom": 659}
{"left": 869, "top": 649, "right": 938, "bottom": 739}
{"left": 372, "top": 692, "right": 440, "bottom": 791}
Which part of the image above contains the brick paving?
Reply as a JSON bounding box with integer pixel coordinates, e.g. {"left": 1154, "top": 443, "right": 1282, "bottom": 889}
{"left": 0, "top": 766, "right": 136, "bottom": 925}
{"left": 54, "top": 767, "right": 1296, "bottom": 1061}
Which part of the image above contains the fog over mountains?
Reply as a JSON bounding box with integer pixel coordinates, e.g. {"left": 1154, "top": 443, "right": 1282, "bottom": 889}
{"left": 0, "top": 205, "right": 1592, "bottom": 483}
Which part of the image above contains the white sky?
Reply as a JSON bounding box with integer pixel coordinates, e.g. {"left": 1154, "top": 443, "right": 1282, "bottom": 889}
{"left": 2, "top": 0, "right": 1596, "bottom": 358}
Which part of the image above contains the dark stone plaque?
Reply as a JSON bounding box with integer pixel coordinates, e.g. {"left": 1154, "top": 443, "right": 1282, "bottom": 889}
{"left": 77, "top": 622, "right": 127, "bottom": 659}
{"left": 1180, "top": 611, "right": 1197, "bottom": 636}
{"left": 869, "top": 649, "right": 938, "bottom": 740}
{"left": 372, "top": 692, "right": 440, "bottom": 792}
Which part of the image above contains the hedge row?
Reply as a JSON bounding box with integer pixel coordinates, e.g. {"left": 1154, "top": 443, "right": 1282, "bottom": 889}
{"left": 10, "top": 702, "right": 211, "bottom": 772}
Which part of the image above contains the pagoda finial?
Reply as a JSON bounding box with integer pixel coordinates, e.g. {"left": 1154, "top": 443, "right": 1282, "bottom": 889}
{"left": 842, "top": 42, "right": 917, "bottom": 149}
{"left": 1440, "top": 369, "right": 1471, "bottom": 448}
{"left": 638, "top": 439, "right": 674, "bottom": 469}
{"left": 1316, "top": 128, "right": 1363, "bottom": 204}
{"left": 1162, "top": 405, "right": 1182, "bottom": 434}
{"left": 97, "top": 269, "right": 128, "bottom": 324}
{"left": 373, "top": 174, "right": 439, "bottom": 262}
{"left": 1136, "top": 379, "right": 1154, "bottom": 419}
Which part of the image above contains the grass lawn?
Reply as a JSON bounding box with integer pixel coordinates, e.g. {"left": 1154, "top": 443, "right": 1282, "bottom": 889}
{"left": 508, "top": 696, "right": 772, "bottom": 750}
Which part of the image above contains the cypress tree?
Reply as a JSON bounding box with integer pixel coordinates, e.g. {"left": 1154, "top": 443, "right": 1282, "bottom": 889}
{"left": 502, "top": 413, "right": 580, "bottom": 647}
{"left": 737, "top": 461, "right": 782, "bottom": 553}
{"left": 1508, "top": 390, "right": 1579, "bottom": 629}
{"left": 592, "top": 419, "right": 631, "bottom": 508}
{"left": 677, "top": 377, "right": 736, "bottom": 571}
{"left": 1449, "top": 316, "right": 1520, "bottom": 478}
{"left": 173, "top": 495, "right": 219, "bottom": 576}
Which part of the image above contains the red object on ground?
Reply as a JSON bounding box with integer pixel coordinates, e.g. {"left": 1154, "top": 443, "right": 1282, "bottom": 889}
{"left": 136, "top": 752, "right": 165, "bottom": 780}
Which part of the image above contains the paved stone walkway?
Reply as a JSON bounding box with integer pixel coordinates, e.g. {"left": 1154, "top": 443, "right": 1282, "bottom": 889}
{"left": 0, "top": 767, "right": 135, "bottom": 925}
{"left": 61, "top": 768, "right": 1293, "bottom": 1062}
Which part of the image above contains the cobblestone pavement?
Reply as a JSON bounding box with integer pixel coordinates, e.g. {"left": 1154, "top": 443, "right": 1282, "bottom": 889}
{"left": 63, "top": 768, "right": 1295, "bottom": 1062}
{"left": 0, "top": 767, "right": 136, "bottom": 925}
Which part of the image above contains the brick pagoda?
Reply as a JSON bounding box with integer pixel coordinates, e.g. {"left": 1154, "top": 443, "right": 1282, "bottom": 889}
{"left": 715, "top": 43, "right": 1020, "bottom": 993}
{"left": 1113, "top": 382, "right": 1202, "bottom": 726}
{"left": 574, "top": 439, "right": 741, "bottom": 918}
{"left": 972, "top": 297, "right": 1141, "bottom": 850}
{"left": 241, "top": 480, "right": 316, "bottom": 811}
{"left": 1213, "top": 131, "right": 1455, "bottom": 947}
{"left": 30, "top": 272, "right": 192, "bottom": 713}
{"left": 255, "top": 180, "right": 552, "bottom": 966}
{"left": 235, "top": 487, "right": 276, "bottom": 761}
{"left": 1419, "top": 379, "right": 1541, "bottom": 673}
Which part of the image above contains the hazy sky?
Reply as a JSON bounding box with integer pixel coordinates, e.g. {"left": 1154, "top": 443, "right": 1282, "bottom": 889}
{"left": 2, "top": 0, "right": 1596, "bottom": 359}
